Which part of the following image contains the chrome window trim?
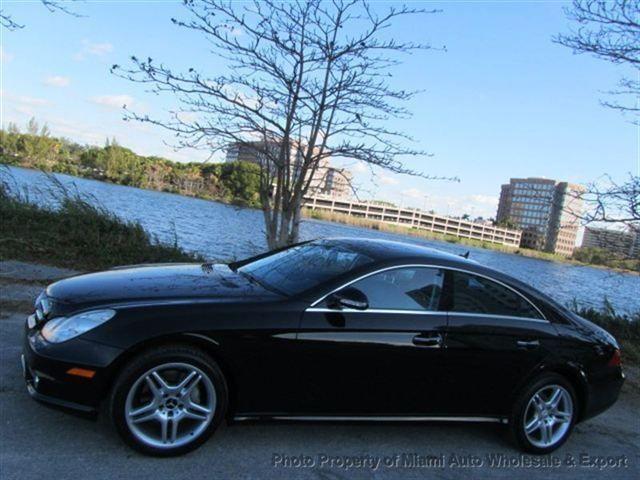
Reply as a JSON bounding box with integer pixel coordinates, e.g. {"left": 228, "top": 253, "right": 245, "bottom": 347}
{"left": 306, "top": 307, "right": 443, "bottom": 316}
{"left": 306, "top": 308, "right": 547, "bottom": 324}
{"left": 445, "top": 312, "right": 548, "bottom": 324}
{"left": 309, "top": 264, "right": 548, "bottom": 322}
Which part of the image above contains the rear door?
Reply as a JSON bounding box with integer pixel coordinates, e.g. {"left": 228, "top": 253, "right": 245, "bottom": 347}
{"left": 442, "top": 270, "right": 558, "bottom": 416}
{"left": 297, "top": 266, "right": 451, "bottom": 416}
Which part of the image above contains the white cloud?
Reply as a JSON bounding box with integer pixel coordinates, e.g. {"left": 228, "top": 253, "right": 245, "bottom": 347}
{"left": 0, "top": 91, "right": 53, "bottom": 123}
{"left": 467, "top": 194, "right": 498, "bottom": 207}
{"left": 424, "top": 194, "right": 498, "bottom": 219}
{"left": 44, "top": 75, "right": 71, "bottom": 87}
{"left": 90, "top": 94, "right": 134, "bottom": 109}
{"left": 176, "top": 111, "right": 199, "bottom": 123}
{"left": 85, "top": 41, "right": 113, "bottom": 55}
{"left": 352, "top": 161, "right": 368, "bottom": 174}
{"left": 402, "top": 187, "right": 426, "bottom": 200}
{"left": 379, "top": 173, "right": 399, "bottom": 185}
{"left": 0, "top": 46, "right": 14, "bottom": 63}
{"left": 74, "top": 40, "right": 113, "bottom": 60}
{"left": 17, "top": 96, "right": 50, "bottom": 106}
{"left": 52, "top": 121, "right": 105, "bottom": 145}
{"left": 14, "top": 106, "right": 37, "bottom": 117}
{"left": 3, "top": 91, "right": 51, "bottom": 107}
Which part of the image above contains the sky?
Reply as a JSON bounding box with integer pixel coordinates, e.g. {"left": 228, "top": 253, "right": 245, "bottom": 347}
{"left": 1, "top": 0, "right": 638, "bottom": 219}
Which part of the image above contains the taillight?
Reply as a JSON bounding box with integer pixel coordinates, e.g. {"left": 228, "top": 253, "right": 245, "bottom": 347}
{"left": 608, "top": 349, "right": 622, "bottom": 367}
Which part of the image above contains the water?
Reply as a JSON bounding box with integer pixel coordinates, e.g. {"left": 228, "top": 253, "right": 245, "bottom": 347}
{"left": 3, "top": 166, "right": 639, "bottom": 314}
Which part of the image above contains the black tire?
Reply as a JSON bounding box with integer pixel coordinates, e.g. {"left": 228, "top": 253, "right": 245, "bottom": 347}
{"left": 109, "top": 344, "right": 228, "bottom": 456}
{"left": 510, "top": 373, "right": 577, "bottom": 454}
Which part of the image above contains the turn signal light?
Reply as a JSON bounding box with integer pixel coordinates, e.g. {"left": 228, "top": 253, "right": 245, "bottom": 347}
{"left": 67, "top": 367, "right": 96, "bottom": 379}
{"left": 608, "top": 349, "right": 622, "bottom": 367}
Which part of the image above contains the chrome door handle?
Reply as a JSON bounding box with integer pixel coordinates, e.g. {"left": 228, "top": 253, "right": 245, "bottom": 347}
{"left": 517, "top": 340, "right": 540, "bottom": 349}
{"left": 412, "top": 334, "right": 443, "bottom": 348}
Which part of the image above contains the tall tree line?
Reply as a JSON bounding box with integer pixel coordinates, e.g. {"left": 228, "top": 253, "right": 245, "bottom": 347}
{"left": 0, "top": 120, "right": 261, "bottom": 207}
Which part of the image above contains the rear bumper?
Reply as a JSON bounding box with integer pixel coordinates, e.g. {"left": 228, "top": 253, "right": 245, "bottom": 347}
{"left": 22, "top": 325, "right": 123, "bottom": 415}
{"left": 581, "top": 367, "right": 625, "bottom": 421}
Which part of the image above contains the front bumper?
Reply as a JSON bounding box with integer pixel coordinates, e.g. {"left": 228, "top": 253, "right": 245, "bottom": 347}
{"left": 22, "top": 323, "right": 124, "bottom": 415}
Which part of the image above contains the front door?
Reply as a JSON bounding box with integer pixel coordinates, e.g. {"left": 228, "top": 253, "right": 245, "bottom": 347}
{"left": 297, "top": 266, "right": 450, "bottom": 416}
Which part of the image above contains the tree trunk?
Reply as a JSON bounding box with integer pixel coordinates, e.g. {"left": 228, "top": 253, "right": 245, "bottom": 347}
{"left": 263, "top": 205, "right": 279, "bottom": 250}
{"left": 288, "top": 202, "right": 302, "bottom": 245}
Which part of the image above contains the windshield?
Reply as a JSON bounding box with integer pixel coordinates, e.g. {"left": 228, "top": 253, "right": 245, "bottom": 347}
{"left": 237, "top": 241, "right": 374, "bottom": 296}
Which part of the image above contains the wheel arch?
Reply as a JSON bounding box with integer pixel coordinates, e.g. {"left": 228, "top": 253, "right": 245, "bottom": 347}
{"left": 103, "top": 333, "right": 238, "bottom": 418}
{"left": 512, "top": 362, "right": 589, "bottom": 422}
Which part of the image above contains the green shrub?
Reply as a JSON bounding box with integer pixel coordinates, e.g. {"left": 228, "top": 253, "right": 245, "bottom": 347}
{"left": 0, "top": 175, "right": 202, "bottom": 270}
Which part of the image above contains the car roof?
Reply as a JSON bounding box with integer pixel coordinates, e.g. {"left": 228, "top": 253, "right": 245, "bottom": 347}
{"left": 309, "top": 238, "right": 554, "bottom": 316}
{"left": 315, "top": 237, "right": 475, "bottom": 267}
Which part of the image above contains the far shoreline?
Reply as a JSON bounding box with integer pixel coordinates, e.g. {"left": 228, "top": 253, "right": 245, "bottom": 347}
{"left": 2, "top": 164, "right": 638, "bottom": 276}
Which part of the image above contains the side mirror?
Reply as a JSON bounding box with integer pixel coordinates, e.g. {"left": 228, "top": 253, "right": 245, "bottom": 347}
{"left": 327, "top": 287, "right": 369, "bottom": 311}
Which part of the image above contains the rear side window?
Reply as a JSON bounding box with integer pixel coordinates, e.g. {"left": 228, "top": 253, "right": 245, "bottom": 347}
{"left": 350, "top": 267, "right": 445, "bottom": 311}
{"left": 447, "top": 271, "right": 543, "bottom": 320}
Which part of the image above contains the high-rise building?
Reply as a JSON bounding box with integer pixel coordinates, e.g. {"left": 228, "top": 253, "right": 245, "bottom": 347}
{"left": 582, "top": 226, "right": 639, "bottom": 258}
{"left": 225, "top": 141, "right": 351, "bottom": 198}
{"left": 320, "top": 167, "right": 353, "bottom": 198}
{"left": 496, "top": 177, "right": 584, "bottom": 256}
{"left": 225, "top": 140, "right": 330, "bottom": 194}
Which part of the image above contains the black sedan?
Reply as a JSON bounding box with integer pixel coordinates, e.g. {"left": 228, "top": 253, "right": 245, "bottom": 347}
{"left": 22, "top": 238, "right": 624, "bottom": 456}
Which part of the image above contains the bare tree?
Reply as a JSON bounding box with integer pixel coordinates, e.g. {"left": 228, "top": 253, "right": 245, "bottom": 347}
{"left": 1, "top": 0, "right": 80, "bottom": 30}
{"left": 112, "top": 0, "right": 451, "bottom": 249}
{"left": 577, "top": 174, "right": 639, "bottom": 225}
{"left": 555, "top": 1, "right": 639, "bottom": 260}
{"left": 555, "top": 0, "right": 640, "bottom": 118}
{"left": 564, "top": 174, "right": 639, "bottom": 262}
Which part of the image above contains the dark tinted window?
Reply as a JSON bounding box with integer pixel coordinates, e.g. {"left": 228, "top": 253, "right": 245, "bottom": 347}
{"left": 448, "top": 272, "right": 543, "bottom": 319}
{"left": 349, "top": 267, "right": 444, "bottom": 311}
{"left": 238, "top": 241, "right": 373, "bottom": 296}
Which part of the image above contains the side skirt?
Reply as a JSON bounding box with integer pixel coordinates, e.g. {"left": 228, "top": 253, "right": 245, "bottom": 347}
{"left": 232, "top": 415, "right": 508, "bottom": 424}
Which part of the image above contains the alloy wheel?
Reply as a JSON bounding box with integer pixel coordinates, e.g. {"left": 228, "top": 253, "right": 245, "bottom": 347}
{"left": 124, "top": 362, "right": 216, "bottom": 449}
{"left": 523, "top": 384, "right": 573, "bottom": 448}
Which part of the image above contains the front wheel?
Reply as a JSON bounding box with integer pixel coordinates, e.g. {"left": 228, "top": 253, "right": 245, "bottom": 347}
{"left": 510, "top": 373, "right": 577, "bottom": 454}
{"left": 109, "top": 345, "right": 228, "bottom": 456}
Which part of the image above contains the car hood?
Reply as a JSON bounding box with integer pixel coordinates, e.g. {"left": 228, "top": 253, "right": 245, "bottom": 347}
{"left": 46, "top": 263, "right": 282, "bottom": 307}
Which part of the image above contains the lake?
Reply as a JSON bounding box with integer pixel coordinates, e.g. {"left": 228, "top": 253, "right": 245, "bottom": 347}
{"left": 3, "top": 166, "right": 639, "bottom": 314}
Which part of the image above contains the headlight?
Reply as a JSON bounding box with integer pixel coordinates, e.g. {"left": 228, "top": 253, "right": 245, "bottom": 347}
{"left": 41, "top": 309, "right": 116, "bottom": 343}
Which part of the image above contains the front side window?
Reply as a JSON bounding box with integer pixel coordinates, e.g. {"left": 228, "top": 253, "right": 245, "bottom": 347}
{"left": 237, "top": 241, "right": 374, "bottom": 296}
{"left": 347, "top": 267, "right": 445, "bottom": 311}
{"left": 447, "top": 271, "right": 543, "bottom": 320}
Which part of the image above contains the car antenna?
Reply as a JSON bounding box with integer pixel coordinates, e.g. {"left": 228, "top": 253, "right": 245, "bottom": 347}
{"left": 460, "top": 251, "right": 470, "bottom": 259}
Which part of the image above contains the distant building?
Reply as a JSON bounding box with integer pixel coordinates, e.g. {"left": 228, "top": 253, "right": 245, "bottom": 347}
{"left": 582, "top": 226, "right": 639, "bottom": 258}
{"left": 320, "top": 167, "right": 353, "bottom": 198}
{"left": 496, "top": 177, "right": 584, "bottom": 256}
{"left": 304, "top": 196, "right": 522, "bottom": 248}
{"left": 225, "top": 141, "right": 351, "bottom": 198}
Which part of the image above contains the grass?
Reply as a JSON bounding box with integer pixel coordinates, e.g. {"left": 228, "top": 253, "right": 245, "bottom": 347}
{"left": 571, "top": 300, "right": 640, "bottom": 365}
{"left": 0, "top": 174, "right": 202, "bottom": 270}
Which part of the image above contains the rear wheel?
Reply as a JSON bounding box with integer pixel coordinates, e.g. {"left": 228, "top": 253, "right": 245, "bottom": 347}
{"left": 510, "top": 373, "right": 577, "bottom": 454}
{"left": 110, "top": 345, "right": 227, "bottom": 456}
